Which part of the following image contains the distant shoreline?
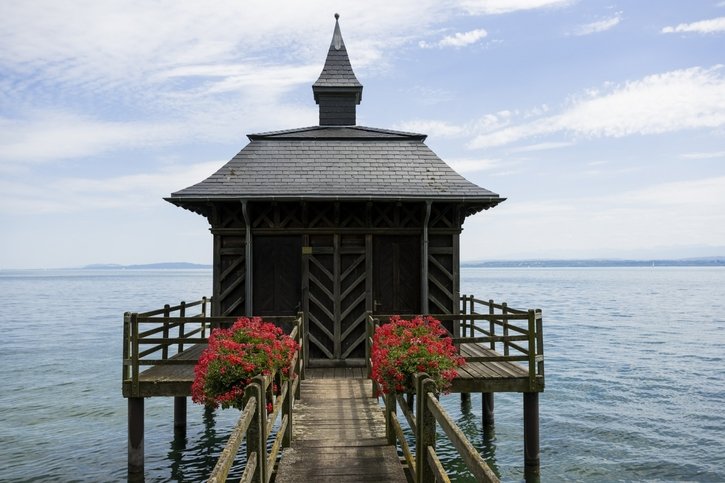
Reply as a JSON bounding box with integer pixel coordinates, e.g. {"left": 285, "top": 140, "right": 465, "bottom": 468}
{"left": 82, "top": 262, "right": 212, "bottom": 270}
{"left": 3, "top": 258, "right": 724, "bottom": 271}
{"left": 461, "top": 257, "right": 725, "bottom": 268}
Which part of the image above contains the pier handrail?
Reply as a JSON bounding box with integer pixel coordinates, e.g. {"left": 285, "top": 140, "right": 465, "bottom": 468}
{"left": 370, "top": 295, "right": 544, "bottom": 391}
{"left": 207, "top": 313, "right": 304, "bottom": 483}
{"left": 122, "top": 297, "right": 304, "bottom": 398}
{"left": 367, "top": 316, "right": 500, "bottom": 483}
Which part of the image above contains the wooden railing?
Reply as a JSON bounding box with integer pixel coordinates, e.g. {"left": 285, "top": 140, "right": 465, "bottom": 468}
{"left": 460, "top": 295, "right": 544, "bottom": 387}
{"left": 369, "top": 296, "right": 544, "bottom": 391}
{"left": 208, "top": 314, "right": 304, "bottom": 483}
{"left": 122, "top": 298, "right": 304, "bottom": 397}
{"left": 366, "top": 315, "right": 500, "bottom": 483}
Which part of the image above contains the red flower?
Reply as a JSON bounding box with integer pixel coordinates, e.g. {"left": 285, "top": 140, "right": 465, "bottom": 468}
{"left": 371, "top": 316, "right": 463, "bottom": 395}
{"left": 191, "top": 317, "right": 298, "bottom": 410}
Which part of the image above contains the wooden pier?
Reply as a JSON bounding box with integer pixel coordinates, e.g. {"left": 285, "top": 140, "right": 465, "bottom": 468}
{"left": 122, "top": 295, "right": 543, "bottom": 481}
{"left": 275, "top": 372, "right": 407, "bottom": 483}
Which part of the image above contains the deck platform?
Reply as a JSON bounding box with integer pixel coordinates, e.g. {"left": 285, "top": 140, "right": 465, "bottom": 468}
{"left": 274, "top": 372, "right": 407, "bottom": 483}
{"left": 453, "top": 343, "right": 544, "bottom": 393}
{"left": 122, "top": 342, "right": 542, "bottom": 398}
{"left": 122, "top": 343, "right": 206, "bottom": 398}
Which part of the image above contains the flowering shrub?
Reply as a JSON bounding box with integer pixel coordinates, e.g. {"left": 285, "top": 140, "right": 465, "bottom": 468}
{"left": 191, "top": 317, "right": 298, "bottom": 410}
{"left": 371, "top": 316, "right": 465, "bottom": 395}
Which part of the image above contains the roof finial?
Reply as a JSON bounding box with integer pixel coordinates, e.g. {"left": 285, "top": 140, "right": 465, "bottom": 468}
{"left": 332, "top": 14, "right": 343, "bottom": 50}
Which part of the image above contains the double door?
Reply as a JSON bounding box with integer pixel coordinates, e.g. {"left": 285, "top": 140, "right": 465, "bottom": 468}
{"left": 253, "top": 234, "right": 420, "bottom": 366}
{"left": 304, "top": 234, "right": 420, "bottom": 366}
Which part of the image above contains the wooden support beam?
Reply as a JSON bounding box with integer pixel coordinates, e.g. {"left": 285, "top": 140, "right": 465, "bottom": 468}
{"left": 482, "top": 392, "right": 495, "bottom": 426}
{"left": 128, "top": 397, "right": 144, "bottom": 476}
{"left": 523, "top": 392, "right": 540, "bottom": 476}
{"left": 173, "top": 396, "right": 186, "bottom": 438}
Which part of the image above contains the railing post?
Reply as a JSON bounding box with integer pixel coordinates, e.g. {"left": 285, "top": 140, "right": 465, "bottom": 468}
{"left": 131, "top": 312, "right": 140, "bottom": 397}
{"left": 283, "top": 372, "right": 293, "bottom": 448}
{"left": 246, "top": 377, "right": 266, "bottom": 483}
{"left": 415, "top": 373, "right": 436, "bottom": 483}
{"left": 365, "top": 312, "right": 372, "bottom": 380}
{"left": 385, "top": 392, "right": 397, "bottom": 445}
{"left": 468, "top": 295, "right": 475, "bottom": 337}
{"left": 502, "top": 302, "right": 509, "bottom": 356}
{"left": 162, "top": 304, "right": 170, "bottom": 360}
{"left": 536, "top": 309, "right": 544, "bottom": 379}
{"left": 123, "top": 312, "right": 131, "bottom": 383}
{"left": 178, "top": 301, "right": 186, "bottom": 353}
{"left": 528, "top": 310, "right": 536, "bottom": 389}
{"left": 488, "top": 300, "right": 495, "bottom": 350}
{"left": 201, "top": 296, "right": 208, "bottom": 338}
{"left": 295, "top": 313, "right": 303, "bottom": 398}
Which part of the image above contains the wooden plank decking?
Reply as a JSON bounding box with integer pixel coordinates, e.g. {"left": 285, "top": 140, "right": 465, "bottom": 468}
{"left": 452, "top": 343, "right": 543, "bottom": 393}
{"left": 122, "top": 343, "right": 206, "bottom": 397}
{"left": 274, "top": 372, "right": 408, "bottom": 483}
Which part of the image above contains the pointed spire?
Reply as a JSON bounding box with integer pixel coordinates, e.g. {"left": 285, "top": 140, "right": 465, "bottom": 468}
{"left": 313, "top": 14, "right": 363, "bottom": 126}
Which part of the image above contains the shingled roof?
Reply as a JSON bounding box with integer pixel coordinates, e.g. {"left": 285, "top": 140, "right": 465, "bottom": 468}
{"left": 313, "top": 14, "right": 362, "bottom": 92}
{"left": 166, "top": 16, "right": 503, "bottom": 216}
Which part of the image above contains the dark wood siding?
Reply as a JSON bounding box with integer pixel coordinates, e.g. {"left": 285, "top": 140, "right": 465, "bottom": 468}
{"left": 252, "top": 235, "right": 302, "bottom": 316}
{"left": 373, "top": 235, "right": 421, "bottom": 314}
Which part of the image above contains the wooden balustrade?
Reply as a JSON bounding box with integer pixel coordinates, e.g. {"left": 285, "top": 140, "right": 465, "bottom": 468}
{"left": 207, "top": 314, "right": 304, "bottom": 483}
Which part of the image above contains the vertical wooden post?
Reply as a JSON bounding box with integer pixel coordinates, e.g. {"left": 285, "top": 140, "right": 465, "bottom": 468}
{"left": 283, "top": 373, "right": 293, "bottom": 448}
{"left": 415, "top": 373, "right": 436, "bottom": 483}
{"left": 536, "top": 309, "right": 544, "bottom": 379}
{"left": 468, "top": 295, "right": 475, "bottom": 337}
{"left": 162, "top": 304, "right": 170, "bottom": 359}
{"left": 523, "top": 392, "right": 540, "bottom": 476}
{"left": 128, "top": 397, "right": 144, "bottom": 476}
{"left": 527, "top": 310, "right": 536, "bottom": 389}
{"left": 296, "top": 312, "right": 305, "bottom": 385}
{"left": 421, "top": 201, "right": 431, "bottom": 314}
{"left": 201, "top": 296, "right": 208, "bottom": 338}
{"left": 242, "top": 200, "right": 253, "bottom": 316}
{"left": 178, "top": 301, "right": 186, "bottom": 353}
{"left": 502, "top": 303, "right": 510, "bottom": 356}
{"left": 365, "top": 312, "right": 372, "bottom": 380}
{"left": 174, "top": 396, "right": 186, "bottom": 437}
{"left": 488, "top": 300, "right": 495, "bottom": 350}
{"left": 482, "top": 392, "right": 495, "bottom": 426}
{"left": 385, "top": 392, "right": 397, "bottom": 445}
{"left": 245, "top": 378, "right": 266, "bottom": 483}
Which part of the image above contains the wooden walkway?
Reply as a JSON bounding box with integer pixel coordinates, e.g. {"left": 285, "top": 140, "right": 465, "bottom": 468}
{"left": 274, "top": 370, "right": 407, "bottom": 483}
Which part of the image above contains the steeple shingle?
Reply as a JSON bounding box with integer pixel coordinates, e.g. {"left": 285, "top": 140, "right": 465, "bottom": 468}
{"left": 312, "top": 14, "right": 363, "bottom": 126}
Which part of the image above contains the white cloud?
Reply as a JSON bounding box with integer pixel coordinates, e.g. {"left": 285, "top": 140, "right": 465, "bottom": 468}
{"left": 462, "top": 176, "right": 725, "bottom": 259}
{"left": 457, "top": 0, "right": 574, "bottom": 15}
{"left": 420, "top": 29, "right": 488, "bottom": 48}
{"left": 447, "top": 158, "right": 501, "bottom": 173}
{"left": 469, "top": 66, "right": 725, "bottom": 148}
{"left": 0, "top": 160, "right": 225, "bottom": 215}
{"left": 662, "top": 17, "right": 725, "bottom": 34}
{"left": 0, "top": 112, "right": 185, "bottom": 165}
{"left": 572, "top": 13, "right": 622, "bottom": 36}
{"left": 680, "top": 150, "right": 725, "bottom": 159}
{"left": 509, "top": 141, "right": 574, "bottom": 152}
{"left": 394, "top": 120, "right": 467, "bottom": 138}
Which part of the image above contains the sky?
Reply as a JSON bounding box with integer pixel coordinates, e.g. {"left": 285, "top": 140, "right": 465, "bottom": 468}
{"left": 1, "top": 0, "right": 724, "bottom": 269}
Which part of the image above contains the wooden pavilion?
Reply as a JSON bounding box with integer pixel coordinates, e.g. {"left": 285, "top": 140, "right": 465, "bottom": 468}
{"left": 166, "top": 15, "right": 503, "bottom": 368}
{"left": 124, "top": 15, "right": 545, "bottom": 481}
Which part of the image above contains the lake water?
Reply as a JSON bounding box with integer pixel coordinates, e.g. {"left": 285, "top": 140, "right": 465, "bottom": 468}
{"left": 0, "top": 267, "right": 723, "bottom": 482}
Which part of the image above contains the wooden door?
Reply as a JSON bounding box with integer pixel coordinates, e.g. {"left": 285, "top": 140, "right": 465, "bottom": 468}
{"left": 373, "top": 235, "right": 421, "bottom": 315}
{"left": 304, "top": 234, "right": 370, "bottom": 366}
{"left": 252, "top": 235, "right": 302, "bottom": 316}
